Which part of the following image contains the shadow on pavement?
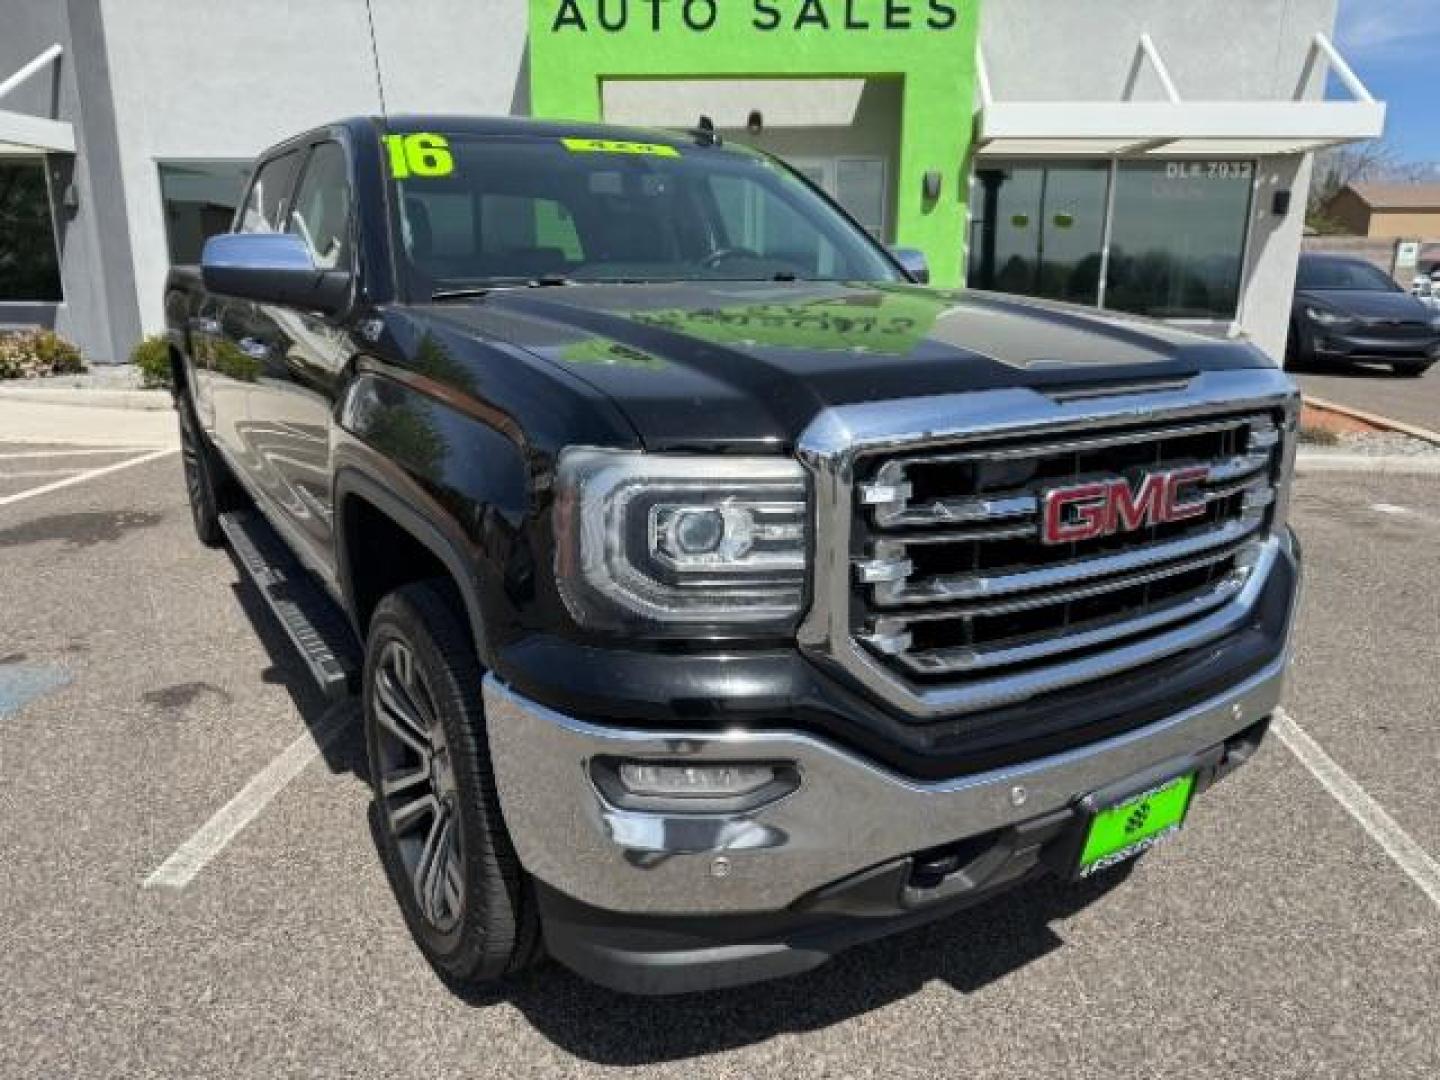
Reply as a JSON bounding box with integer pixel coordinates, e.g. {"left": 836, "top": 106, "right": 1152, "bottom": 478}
{"left": 458, "top": 869, "right": 1132, "bottom": 1066}
{"left": 226, "top": 575, "right": 366, "bottom": 781}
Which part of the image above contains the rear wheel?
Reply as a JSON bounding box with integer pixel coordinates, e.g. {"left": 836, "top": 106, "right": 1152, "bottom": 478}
{"left": 1392, "top": 361, "right": 1432, "bottom": 378}
{"left": 177, "top": 391, "right": 238, "bottom": 547}
{"left": 363, "top": 582, "right": 539, "bottom": 988}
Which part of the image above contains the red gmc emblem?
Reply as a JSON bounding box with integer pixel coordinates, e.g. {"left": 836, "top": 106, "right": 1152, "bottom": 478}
{"left": 1040, "top": 467, "right": 1210, "bottom": 545}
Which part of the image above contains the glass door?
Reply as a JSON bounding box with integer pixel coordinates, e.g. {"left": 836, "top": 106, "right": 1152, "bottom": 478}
{"left": 969, "top": 163, "right": 1110, "bottom": 305}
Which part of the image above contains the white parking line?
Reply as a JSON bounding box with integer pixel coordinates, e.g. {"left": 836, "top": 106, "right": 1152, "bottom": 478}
{"left": 144, "top": 705, "right": 352, "bottom": 890}
{"left": 0, "top": 448, "right": 153, "bottom": 459}
{"left": 0, "top": 448, "right": 175, "bottom": 508}
{"left": 1370, "top": 502, "right": 1440, "bottom": 527}
{"left": 1274, "top": 708, "right": 1440, "bottom": 911}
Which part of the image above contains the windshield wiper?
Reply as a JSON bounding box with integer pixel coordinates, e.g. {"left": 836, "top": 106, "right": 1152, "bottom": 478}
{"left": 431, "top": 275, "right": 575, "bottom": 302}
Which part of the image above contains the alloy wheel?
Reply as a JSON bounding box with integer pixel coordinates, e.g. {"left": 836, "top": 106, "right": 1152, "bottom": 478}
{"left": 372, "top": 640, "right": 466, "bottom": 933}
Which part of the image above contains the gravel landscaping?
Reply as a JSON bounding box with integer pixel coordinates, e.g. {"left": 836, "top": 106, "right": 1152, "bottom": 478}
{"left": 11, "top": 363, "right": 148, "bottom": 390}
{"left": 1299, "top": 429, "right": 1440, "bottom": 458}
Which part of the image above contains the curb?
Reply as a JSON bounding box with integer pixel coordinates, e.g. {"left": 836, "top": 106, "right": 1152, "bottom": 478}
{"left": 1296, "top": 452, "right": 1440, "bottom": 476}
{"left": 1302, "top": 395, "right": 1440, "bottom": 447}
{"left": 0, "top": 386, "right": 172, "bottom": 412}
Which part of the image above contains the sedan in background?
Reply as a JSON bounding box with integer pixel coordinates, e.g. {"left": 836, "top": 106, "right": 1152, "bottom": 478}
{"left": 1288, "top": 254, "right": 1440, "bottom": 377}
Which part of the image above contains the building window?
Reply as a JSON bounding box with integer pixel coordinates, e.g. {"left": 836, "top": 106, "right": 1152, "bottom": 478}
{"left": 968, "top": 162, "right": 1108, "bottom": 305}
{"left": 1104, "top": 161, "right": 1254, "bottom": 320}
{"left": 969, "top": 159, "right": 1254, "bottom": 321}
{"left": 158, "top": 161, "right": 251, "bottom": 265}
{"left": 0, "top": 159, "right": 62, "bottom": 302}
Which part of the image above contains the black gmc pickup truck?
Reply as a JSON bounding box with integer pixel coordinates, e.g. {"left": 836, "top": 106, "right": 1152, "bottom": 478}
{"left": 165, "top": 116, "right": 1302, "bottom": 996}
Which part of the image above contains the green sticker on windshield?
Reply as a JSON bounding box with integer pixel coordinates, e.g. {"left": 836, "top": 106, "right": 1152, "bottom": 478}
{"left": 384, "top": 133, "right": 454, "bottom": 179}
{"left": 561, "top": 137, "right": 679, "bottom": 158}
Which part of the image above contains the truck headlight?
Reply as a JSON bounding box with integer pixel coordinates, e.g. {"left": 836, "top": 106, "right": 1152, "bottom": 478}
{"left": 554, "top": 449, "right": 808, "bottom": 635}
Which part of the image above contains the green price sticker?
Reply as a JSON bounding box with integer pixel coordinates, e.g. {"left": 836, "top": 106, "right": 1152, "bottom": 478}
{"left": 384, "top": 133, "right": 454, "bottom": 179}
{"left": 561, "top": 137, "right": 680, "bottom": 158}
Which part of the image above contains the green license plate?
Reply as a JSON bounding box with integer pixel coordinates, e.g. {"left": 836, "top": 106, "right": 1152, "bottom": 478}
{"left": 1078, "top": 773, "right": 1196, "bottom": 877}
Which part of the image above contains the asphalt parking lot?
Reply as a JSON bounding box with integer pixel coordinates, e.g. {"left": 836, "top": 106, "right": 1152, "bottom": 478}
{"left": 1295, "top": 362, "right": 1440, "bottom": 432}
{"left": 1, "top": 436, "right": 1438, "bottom": 1078}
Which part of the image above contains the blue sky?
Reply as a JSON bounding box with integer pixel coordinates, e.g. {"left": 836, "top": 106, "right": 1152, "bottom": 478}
{"left": 1332, "top": 0, "right": 1440, "bottom": 164}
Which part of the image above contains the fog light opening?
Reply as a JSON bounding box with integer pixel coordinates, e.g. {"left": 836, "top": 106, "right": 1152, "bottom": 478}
{"left": 618, "top": 762, "right": 776, "bottom": 799}
{"left": 594, "top": 758, "right": 800, "bottom": 812}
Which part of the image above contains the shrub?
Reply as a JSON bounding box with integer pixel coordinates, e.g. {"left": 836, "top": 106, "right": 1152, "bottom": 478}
{"left": 131, "top": 334, "right": 173, "bottom": 389}
{"left": 0, "top": 329, "right": 86, "bottom": 380}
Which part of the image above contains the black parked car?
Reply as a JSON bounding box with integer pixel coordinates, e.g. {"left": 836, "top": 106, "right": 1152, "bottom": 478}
{"left": 1288, "top": 254, "right": 1440, "bottom": 377}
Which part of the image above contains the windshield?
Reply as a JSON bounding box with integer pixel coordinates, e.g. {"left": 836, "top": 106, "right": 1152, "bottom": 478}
{"left": 1297, "top": 258, "right": 1400, "bottom": 292}
{"left": 385, "top": 133, "right": 901, "bottom": 296}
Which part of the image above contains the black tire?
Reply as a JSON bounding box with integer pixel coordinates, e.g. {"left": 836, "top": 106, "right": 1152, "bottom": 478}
{"left": 1283, "top": 324, "right": 1301, "bottom": 370}
{"left": 1284, "top": 322, "right": 1314, "bottom": 372}
{"left": 177, "top": 390, "right": 238, "bottom": 547}
{"left": 1392, "top": 362, "right": 1432, "bottom": 378}
{"left": 363, "top": 581, "right": 539, "bottom": 988}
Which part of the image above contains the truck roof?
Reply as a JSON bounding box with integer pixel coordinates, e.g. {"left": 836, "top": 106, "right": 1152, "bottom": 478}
{"left": 259, "top": 114, "right": 732, "bottom": 162}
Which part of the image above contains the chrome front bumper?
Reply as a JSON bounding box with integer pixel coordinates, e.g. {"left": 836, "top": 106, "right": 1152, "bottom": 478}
{"left": 483, "top": 650, "right": 1291, "bottom": 917}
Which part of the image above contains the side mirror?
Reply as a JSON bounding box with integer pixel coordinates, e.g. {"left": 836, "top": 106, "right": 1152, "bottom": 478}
{"left": 890, "top": 247, "right": 930, "bottom": 285}
{"left": 201, "top": 233, "right": 351, "bottom": 315}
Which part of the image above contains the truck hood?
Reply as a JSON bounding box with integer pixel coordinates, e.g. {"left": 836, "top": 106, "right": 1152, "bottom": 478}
{"left": 1297, "top": 288, "right": 1434, "bottom": 323}
{"left": 420, "top": 282, "right": 1275, "bottom": 451}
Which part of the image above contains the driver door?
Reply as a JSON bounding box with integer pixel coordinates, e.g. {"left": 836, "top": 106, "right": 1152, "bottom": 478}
{"left": 247, "top": 139, "right": 357, "bottom": 578}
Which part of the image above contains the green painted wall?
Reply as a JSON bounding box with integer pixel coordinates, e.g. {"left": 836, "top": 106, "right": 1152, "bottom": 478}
{"left": 527, "top": 0, "right": 982, "bottom": 286}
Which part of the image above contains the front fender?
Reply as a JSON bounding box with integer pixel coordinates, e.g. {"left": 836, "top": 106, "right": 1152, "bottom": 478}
{"left": 333, "top": 369, "right": 534, "bottom": 667}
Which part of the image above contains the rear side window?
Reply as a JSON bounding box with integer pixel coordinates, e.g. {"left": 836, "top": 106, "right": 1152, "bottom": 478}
{"left": 287, "top": 142, "right": 353, "bottom": 271}
{"left": 237, "top": 150, "right": 302, "bottom": 234}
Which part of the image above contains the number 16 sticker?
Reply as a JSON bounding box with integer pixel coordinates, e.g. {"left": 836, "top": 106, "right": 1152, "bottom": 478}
{"left": 383, "top": 133, "right": 454, "bottom": 179}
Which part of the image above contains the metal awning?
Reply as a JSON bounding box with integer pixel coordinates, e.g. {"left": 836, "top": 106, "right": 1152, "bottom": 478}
{"left": 977, "top": 33, "right": 1385, "bottom": 158}
{"left": 0, "top": 45, "right": 74, "bottom": 155}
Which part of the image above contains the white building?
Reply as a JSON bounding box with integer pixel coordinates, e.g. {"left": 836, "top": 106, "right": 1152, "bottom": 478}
{"left": 0, "top": 0, "right": 1383, "bottom": 364}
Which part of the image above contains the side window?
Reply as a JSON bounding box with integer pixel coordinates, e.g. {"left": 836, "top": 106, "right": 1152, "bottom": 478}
{"left": 237, "top": 150, "right": 302, "bottom": 234}
{"left": 287, "top": 143, "right": 353, "bottom": 271}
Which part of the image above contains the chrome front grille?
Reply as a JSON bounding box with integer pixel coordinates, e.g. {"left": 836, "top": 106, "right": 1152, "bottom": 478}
{"left": 797, "top": 369, "right": 1300, "bottom": 720}
{"left": 853, "top": 411, "right": 1277, "bottom": 681}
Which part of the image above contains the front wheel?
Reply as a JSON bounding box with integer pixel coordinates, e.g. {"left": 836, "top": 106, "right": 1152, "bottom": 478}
{"left": 1392, "top": 361, "right": 1433, "bottom": 378}
{"left": 363, "top": 581, "right": 540, "bottom": 988}
{"left": 1283, "top": 324, "right": 1308, "bottom": 371}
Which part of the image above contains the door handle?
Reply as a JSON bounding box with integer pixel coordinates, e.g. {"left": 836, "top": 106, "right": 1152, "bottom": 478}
{"left": 190, "top": 317, "right": 222, "bottom": 335}
{"left": 237, "top": 337, "right": 271, "bottom": 360}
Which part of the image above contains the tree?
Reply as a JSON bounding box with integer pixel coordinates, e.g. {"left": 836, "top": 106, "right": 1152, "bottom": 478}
{"left": 1307, "top": 142, "right": 1436, "bottom": 233}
